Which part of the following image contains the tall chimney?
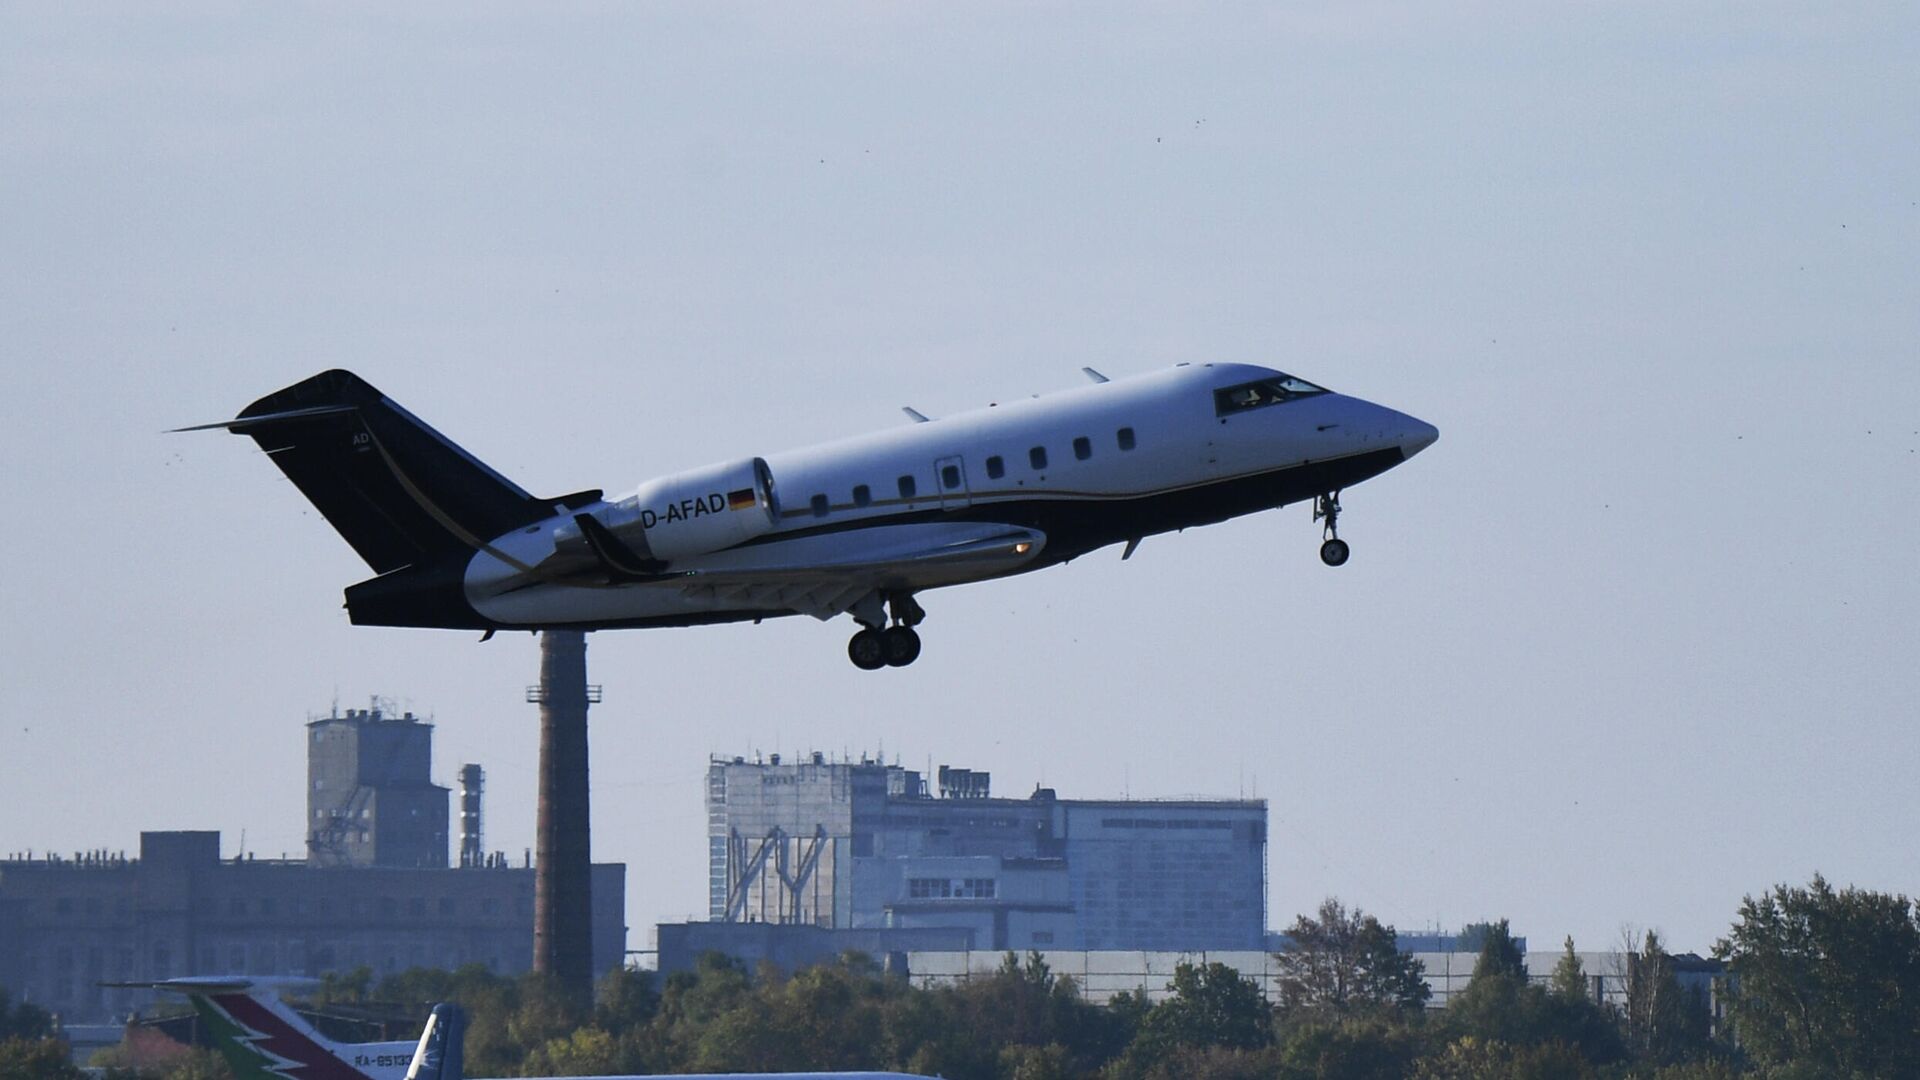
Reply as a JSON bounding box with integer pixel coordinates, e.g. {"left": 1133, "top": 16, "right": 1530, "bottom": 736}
{"left": 458, "top": 764, "right": 484, "bottom": 869}
{"left": 530, "top": 630, "right": 594, "bottom": 1001}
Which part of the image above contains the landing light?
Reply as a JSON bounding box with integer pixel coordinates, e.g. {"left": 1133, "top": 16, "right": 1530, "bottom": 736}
{"left": 1013, "top": 542, "right": 1032, "bottom": 555}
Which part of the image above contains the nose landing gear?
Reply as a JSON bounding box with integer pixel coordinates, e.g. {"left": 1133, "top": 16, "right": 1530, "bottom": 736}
{"left": 847, "top": 591, "right": 925, "bottom": 670}
{"left": 1314, "top": 491, "right": 1350, "bottom": 567}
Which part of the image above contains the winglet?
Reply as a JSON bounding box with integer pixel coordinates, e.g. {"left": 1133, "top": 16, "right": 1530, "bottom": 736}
{"left": 902, "top": 407, "right": 931, "bottom": 423}
{"left": 1081, "top": 367, "right": 1110, "bottom": 384}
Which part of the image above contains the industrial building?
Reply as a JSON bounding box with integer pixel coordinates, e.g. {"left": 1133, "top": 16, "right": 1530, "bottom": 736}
{"left": 0, "top": 704, "right": 625, "bottom": 1023}
{"left": 686, "top": 752, "right": 1265, "bottom": 965}
{"left": 307, "top": 707, "right": 450, "bottom": 868}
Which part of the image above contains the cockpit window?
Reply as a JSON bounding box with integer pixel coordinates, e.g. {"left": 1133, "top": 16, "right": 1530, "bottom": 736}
{"left": 1213, "top": 374, "right": 1329, "bottom": 416}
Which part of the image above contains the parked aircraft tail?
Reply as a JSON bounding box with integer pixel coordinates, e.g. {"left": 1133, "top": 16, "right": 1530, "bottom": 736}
{"left": 110, "top": 976, "right": 420, "bottom": 1080}
{"left": 404, "top": 1003, "right": 464, "bottom": 1080}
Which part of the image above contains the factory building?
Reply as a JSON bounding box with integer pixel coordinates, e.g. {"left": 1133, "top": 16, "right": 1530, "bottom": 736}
{"left": 696, "top": 753, "right": 1265, "bottom": 959}
{"left": 0, "top": 703, "right": 625, "bottom": 1023}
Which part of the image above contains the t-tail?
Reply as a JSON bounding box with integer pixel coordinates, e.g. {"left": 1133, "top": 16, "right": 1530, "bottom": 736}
{"left": 404, "top": 1003, "right": 465, "bottom": 1080}
{"left": 177, "top": 370, "right": 598, "bottom": 630}
{"left": 110, "top": 976, "right": 419, "bottom": 1080}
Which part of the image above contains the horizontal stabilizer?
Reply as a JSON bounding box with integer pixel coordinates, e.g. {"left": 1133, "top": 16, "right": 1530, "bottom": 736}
{"left": 170, "top": 404, "right": 361, "bottom": 433}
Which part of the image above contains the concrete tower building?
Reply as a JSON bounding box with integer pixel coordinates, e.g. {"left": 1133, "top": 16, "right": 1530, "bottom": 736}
{"left": 306, "top": 706, "right": 450, "bottom": 868}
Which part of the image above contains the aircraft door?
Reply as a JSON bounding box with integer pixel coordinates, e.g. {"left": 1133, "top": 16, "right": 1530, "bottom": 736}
{"left": 933, "top": 455, "right": 972, "bottom": 510}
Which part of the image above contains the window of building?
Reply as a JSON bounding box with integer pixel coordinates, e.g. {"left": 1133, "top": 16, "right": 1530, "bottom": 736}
{"left": 408, "top": 897, "right": 427, "bottom": 917}
{"left": 941, "top": 464, "right": 962, "bottom": 490}
{"left": 810, "top": 494, "right": 830, "bottom": 517}
{"left": 259, "top": 898, "right": 275, "bottom": 916}
{"left": 1032, "top": 931, "right": 1054, "bottom": 944}
{"left": 230, "top": 897, "right": 247, "bottom": 916}
{"left": 1213, "top": 373, "right": 1329, "bottom": 416}
{"left": 1073, "top": 436, "right": 1092, "bottom": 461}
{"left": 897, "top": 475, "right": 917, "bottom": 499}
{"left": 439, "top": 897, "right": 457, "bottom": 918}
{"left": 55, "top": 897, "right": 74, "bottom": 915}
{"left": 852, "top": 484, "right": 872, "bottom": 508}
{"left": 1029, "top": 446, "right": 1048, "bottom": 470}
{"left": 985, "top": 455, "right": 1005, "bottom": 479}
{"left": 1117, "top": 426, "right": 1136, "bottom": 451}
{"left": 908, "top": 878, "right": 953, "bottom": 899}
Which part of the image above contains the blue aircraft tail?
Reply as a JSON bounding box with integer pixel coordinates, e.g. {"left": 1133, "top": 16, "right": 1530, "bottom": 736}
{"left": 403, "top": 1003, "right": 465, "bottom": 1080}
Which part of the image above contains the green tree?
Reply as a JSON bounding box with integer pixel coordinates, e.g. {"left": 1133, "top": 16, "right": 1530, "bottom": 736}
{"left": 1273, "top": 898, "right": 1430, "bottom": 1015}
{"left": 1412, "top": 1035, "right": 1596, "bottom": 1079}
{"left": 1143, "top": 961, "right": 1272, "bottom": 1052}
{"left": 154, "top": 1049, "right": 235, "bottom": 1080}
{"left": 0, "top": 1036, "right": 83, "bottom": 1080}
{"left": 1468, "top": 919, "right": 1527, "bottom": 982}
{"left": 312, "top": 966, "right": 373, "bottom": 1005}
{"left": 1112, "top": 960, "right": 1274, "bottom": 1076}
{"left": 1548, "top": 937, "right": 1590, "bottom": 1004}
{"left": 0, "top": 988, "right": 54, "bottom": 1041}
{"left": 1276, "top": 1014, "right": 1425, "bottom": 1080}
{"left": 1622, "top": 930, "right": 1710, "bottom": 1065}
{"left": 593, "top": 964, "right": 659, "bottom": 1034}
{"left": 1716, "top": 874, "right": 1920, "bottom": 1076}
{"left": 1442, "top": 927, "right": 1622, "bottom": 1065}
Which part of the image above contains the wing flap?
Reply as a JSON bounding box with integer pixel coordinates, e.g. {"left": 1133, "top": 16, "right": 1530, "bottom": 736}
{"left": 671, "top": 522, "right": 1046, "bottom": 618}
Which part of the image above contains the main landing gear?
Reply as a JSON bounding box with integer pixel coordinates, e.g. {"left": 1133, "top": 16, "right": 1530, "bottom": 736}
{"left": 1314, "top": 491, "right": 1350, "bottom": 567}
{"left": 847, "top": 592, "right": 925, "bottom": 670}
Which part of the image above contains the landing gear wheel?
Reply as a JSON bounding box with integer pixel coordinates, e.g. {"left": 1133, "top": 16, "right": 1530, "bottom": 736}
{"left": 848, "top": 629, "right": 887, "bottom": 670}
{"left": 1313, "top": 491, "right": 1348, "bottom": 567}
{"left": 881, "top": 626, "right": 922, "bottom": 667}
{"left": 1320, "top": 538, "right": 1350, "bottom": 567}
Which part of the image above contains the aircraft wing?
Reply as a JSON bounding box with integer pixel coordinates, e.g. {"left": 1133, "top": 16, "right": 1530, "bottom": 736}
{"left": 666, "top": 521, "right": 1046, "bottom": 620}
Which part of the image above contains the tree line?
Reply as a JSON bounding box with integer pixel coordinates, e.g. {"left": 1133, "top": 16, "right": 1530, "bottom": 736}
{"left": 4, "top": 873, "right": 1917, "bottom": 1078}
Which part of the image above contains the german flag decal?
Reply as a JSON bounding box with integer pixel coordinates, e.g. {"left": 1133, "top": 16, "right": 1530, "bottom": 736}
{"left": 727, "top": 488, "right": 757, "bottom": 511}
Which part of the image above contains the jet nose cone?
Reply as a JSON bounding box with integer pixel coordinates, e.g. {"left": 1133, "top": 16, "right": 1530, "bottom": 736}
{"left": 1401, "top": 417, "right": 1439, "bottom": 459}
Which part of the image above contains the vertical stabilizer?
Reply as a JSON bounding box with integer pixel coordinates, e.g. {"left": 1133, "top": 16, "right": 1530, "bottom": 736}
{"left": 404, "top": 1003, "right": 466, "bottom": 1080}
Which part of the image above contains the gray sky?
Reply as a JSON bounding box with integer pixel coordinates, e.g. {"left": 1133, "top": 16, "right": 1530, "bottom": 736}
{"left": 3, "top": 4, "right": 1916, "bottom": 956}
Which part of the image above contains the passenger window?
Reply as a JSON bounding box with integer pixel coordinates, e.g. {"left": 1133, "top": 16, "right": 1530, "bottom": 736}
{"left": 898, "top": 475, "right": 917, "bottom": 499}
{"left": 1117, "top": 427, "right": 1136, "bottom": 451}
{"left": 985, "top": 455, "right": 1005, "bottom": 480}
{"left": 1073, "top": 436, "right": 1092, "bottom": 461}
{"left": 809, "top": 494, "right": 829, "bottom": 517}
{"left": 852, "top": 485, "right": 871, "bottom": 508}
{"left": 1029, "top": 446, "right": 1048, "bottom": 470}
{"left": 942, "top": 464, "right": 962, "bottom": 490}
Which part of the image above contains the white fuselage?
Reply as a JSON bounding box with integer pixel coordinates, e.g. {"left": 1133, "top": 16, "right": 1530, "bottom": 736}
{"left": 460, "top": 363, "right": 1436, "bottom": 629}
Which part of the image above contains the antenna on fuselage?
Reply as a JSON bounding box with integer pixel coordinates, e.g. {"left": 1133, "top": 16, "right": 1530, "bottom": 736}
{"left": 901, "top": 407, "right": 931, "bottom": 423}
{"left": 1081, "top": 367, "right": 1110, "bottom": 384}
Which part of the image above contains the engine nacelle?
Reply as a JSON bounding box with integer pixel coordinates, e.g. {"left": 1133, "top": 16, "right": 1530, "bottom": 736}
{"left": 564, "top": 457, "right": 778, "bottom": 565}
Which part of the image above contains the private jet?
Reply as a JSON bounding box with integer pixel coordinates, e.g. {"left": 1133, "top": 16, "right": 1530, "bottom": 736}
{"left": 183, "top": 363, "right": 1436, "bottom": 667}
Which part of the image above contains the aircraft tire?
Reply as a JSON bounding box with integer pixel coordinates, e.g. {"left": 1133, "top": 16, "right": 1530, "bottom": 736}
{"left": 881, "top": 626, "right": 922, "bottom": 667}
{"left": 848, "top": 629, "right": 887, "bottom": 670}
{"left": 1320, "top": 538, "right": 1350, "bottom": 567}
